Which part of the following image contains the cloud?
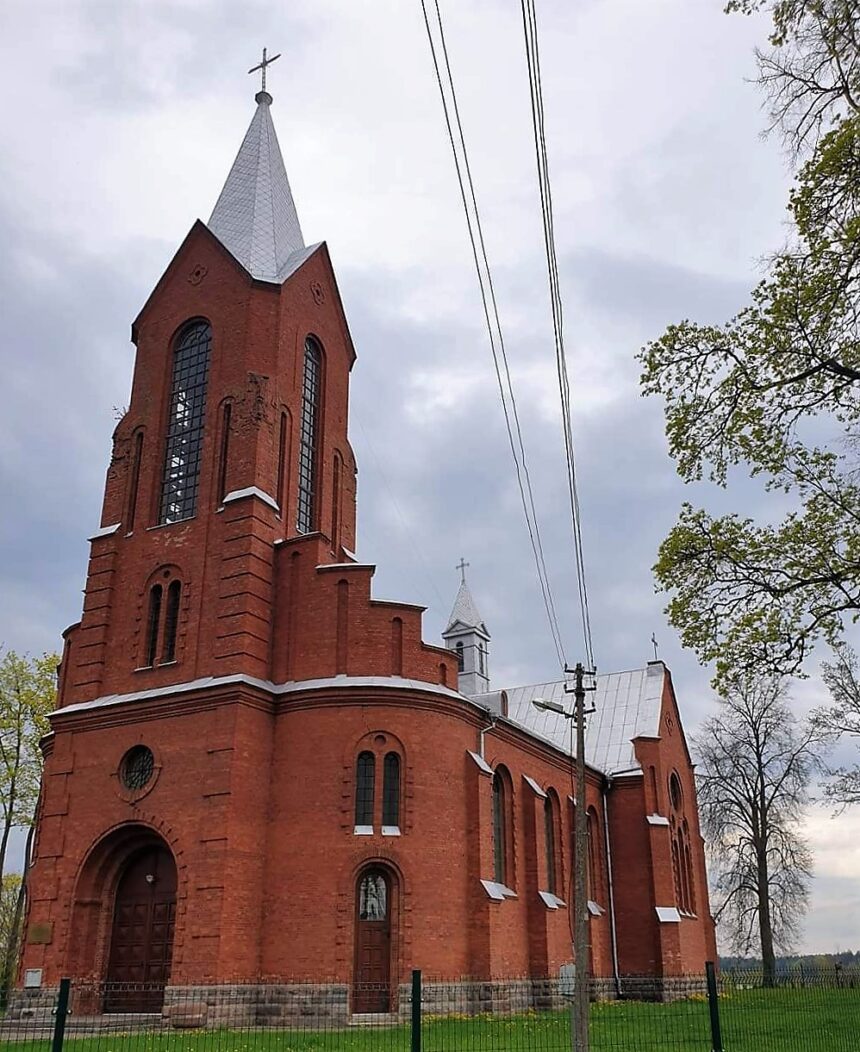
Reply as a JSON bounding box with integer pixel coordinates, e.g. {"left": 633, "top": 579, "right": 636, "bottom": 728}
{"left": 0, "top": 0, "right": 854, "bottom": 953}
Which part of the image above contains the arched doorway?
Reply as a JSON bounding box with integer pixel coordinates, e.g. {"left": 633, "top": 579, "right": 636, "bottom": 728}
{"left": 353, "top": 868, "right": 394, "bottom": 1013}
{"left": 104, "top": 845, "right": 177, "bottom": 1011}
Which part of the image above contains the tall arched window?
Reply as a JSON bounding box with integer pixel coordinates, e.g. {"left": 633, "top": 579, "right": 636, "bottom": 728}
{"left": 296, "top": 337, "right": 322, "bottom": 534}
{"left": 355, "top": 751, "right": 375, "bottom": 828}
{"left": 586, "top": 808, "right": 600, "bottom": 902}
{"left": 145, "top": 585, "right": 162, "bottom": 667}
{"left": 544, "top": 795, "right": 557, "bottom": 895}
{"left": 162, "top": 581, "right": 181, "bottom": 663}
{"left": 492, "top": 770, "right": 507, "bottom": 884}
{"left": 382, "top": 752, "right": 401, "bottom": 828}
{"left": 159, "top": 321, "right": 212, "bottom": 524}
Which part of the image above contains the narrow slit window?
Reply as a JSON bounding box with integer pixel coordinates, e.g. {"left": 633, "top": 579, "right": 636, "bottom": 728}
{"left": 162, "top": 581, "right": 181, "bottom": 663}
{"left": 456, "top": 641, "right": 464, "bottom": 672}
{"left": 296, "top": 338, "right": 322, "bottom": 534}
{"left": 492, "top": 771, "right": 506, "bottom": 884}
{"left": 217, "top": 403, "right": 232, "bottom": 505}
{"left": 159, "top": 321, "right": 212, "bottom": 524}
{"left": 355, "top": 751, "right": 375, "bottom": 827}
{"left": 382, "top": 753, "right": 400, "bottom": 827}
{"left": 145, "top": 585, "right": 162, "bottom": 667}
{"left": 277, "top": 412, "right": 289, "bottom": 515}
{"left": 126, "top": 431, "right": 144, "bottom": 532}
{"left": 544, "top": 796, "right": 557, "bottom": 895}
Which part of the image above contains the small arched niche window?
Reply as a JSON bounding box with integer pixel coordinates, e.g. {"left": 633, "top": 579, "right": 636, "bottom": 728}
{"left": 296, "top": 337, "right": 322, "bottom": 534}
{"left": 492, "top": 769, "right": 509, "bottom": 885}
{"left": 455, "top": 641, "right": 464, "bottom": 672}
{"left": 669, "top": 771, "right": 683, "bottom": 812}
{"left": 382, "top": 752, "right": 401, "bottom": 829}
{"left": 355, "top": 751, "right": 375, "bottom": 830}
{"left": 143, "top": 571, "right": 183, "bottom": 669}
{"left": 159, "top": 321, "right": 212, "bottom": 524}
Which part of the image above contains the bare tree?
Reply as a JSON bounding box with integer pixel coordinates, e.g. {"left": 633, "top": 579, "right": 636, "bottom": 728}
{"left": 695, "top": 677, "right": 820, "bottom": 982}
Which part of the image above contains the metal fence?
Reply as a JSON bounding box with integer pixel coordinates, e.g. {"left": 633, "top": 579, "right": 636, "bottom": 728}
{"left": 0, "top": 965, "right": 857, "bottom": 1051}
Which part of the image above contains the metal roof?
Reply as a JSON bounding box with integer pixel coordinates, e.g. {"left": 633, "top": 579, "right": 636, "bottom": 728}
{"left": 207, "top": 91, "right": 305, "bottom": 282}
{"left": 444, "top": 579, "right": 488, "bottom": 635}
{"left": 474, "top": 663, "right": 666, "bottom": 775}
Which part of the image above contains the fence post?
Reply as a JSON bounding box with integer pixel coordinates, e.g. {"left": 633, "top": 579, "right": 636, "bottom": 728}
{"left": 51, "top": 978, "right": 71, "bottom": 1052}
{"left": 411, "top": 970, "right": 421, "bottom": 1052}
{"left": 705, "top": 962, "right": 723, "bottom": 1052}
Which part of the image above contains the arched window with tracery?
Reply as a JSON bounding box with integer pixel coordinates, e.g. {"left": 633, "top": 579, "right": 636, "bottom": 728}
{"left": 143, "top": 570, "right": 184, "bottom": 668}
{"left": 355, "top": 751, "right": 375, "bottom": 829}
{"left": 159, "top": 320, "right": 212, "bottom": 524}
{"left": 296, "top": 337, "right": 322, "bottom": 534}
{"left": 382, "top": 752, "right": 401, "bottom": 829}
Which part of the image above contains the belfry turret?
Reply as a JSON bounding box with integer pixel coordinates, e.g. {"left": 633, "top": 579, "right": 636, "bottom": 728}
{"left": 443, "top": 562, "right": 490, "bottom": 695}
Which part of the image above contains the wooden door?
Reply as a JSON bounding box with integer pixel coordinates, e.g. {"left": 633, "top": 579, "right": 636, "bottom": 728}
{"left": 105, "top": 846, "right": 177, "bottom": 1012}
{"left": 354, "top": 870, "right": 392, "bottom": 1013}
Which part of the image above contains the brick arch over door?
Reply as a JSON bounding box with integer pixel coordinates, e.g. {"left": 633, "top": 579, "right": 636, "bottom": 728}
{"left": 65, "top": 824, "right": 179, "bottom": 1001}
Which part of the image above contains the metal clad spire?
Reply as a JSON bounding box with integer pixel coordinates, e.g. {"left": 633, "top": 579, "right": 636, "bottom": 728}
{"left": 207, "top": 57, "right": 305, "bottom": 283}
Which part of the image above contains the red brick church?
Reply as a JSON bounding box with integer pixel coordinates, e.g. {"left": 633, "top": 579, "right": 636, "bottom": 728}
{"left": 19, "top": 82, "right": 716, "bottom": 1015}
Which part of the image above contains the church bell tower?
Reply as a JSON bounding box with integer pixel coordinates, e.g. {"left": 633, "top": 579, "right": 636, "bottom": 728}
{"left": 442, "top": 564, "right": 491, "bottom": 695}
{"left": 56, "top": 82, "right": 361, "bottom": 708}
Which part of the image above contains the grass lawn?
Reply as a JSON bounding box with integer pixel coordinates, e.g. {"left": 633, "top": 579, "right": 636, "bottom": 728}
{"left": 0, "top": 988, "right": 856, "bottom": 1052}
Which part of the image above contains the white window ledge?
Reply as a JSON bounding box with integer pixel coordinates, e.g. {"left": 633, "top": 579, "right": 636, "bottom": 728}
{"left": 646, "top": 814, "right": 670, "bottom": 826}
{"left": 587, "top": 900, "right": 605, "bottom": 916}
{"left": 466, "top": 750, "right": 493, "bottom": 775}
{"left": 655, "top": 906, "right": 682, "bottom": 923}
{"left": 353, "top": 825, "right": 373, "bottom": 836}
{"left": 381, "top": 825, "right": 401, "bottom": 837}
{"left": 538, "top": 891, "right": 566, "bottom": 910}
{"left": 523, "top": 775, "right": 547, "bottom": 797}
{"left": 89, "top": 522, "right": 121, "bottom": 541}
{"left": 481, "top": 880, "right": 517, "bottom": 901}
{"left": 222, "top": 486, "right": 279, "bottom": 511}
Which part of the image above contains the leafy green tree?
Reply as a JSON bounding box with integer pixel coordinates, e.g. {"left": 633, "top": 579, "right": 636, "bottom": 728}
{"left": 0, "top": 650, "right": 55, "bottom": 887}
{"left": 695, "top": 677, "right": 820, "bottom": 983}
{"left": 640, "top": 1, "right": 860, "bottom": 684}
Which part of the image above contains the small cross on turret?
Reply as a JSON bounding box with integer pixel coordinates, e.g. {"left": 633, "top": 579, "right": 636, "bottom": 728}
{"left": 248, "top": 47, "right": 281, "bottom": 94}
{"left": 456, "top": 557, "right": 470, "bottom": 584}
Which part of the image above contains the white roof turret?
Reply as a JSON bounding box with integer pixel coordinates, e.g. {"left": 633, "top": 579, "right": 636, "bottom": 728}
{"left": 445, "top": 579, "right": 488, "bottom": 636}
{"left": 207, "top": 91, "right": 306, "bottom": 282}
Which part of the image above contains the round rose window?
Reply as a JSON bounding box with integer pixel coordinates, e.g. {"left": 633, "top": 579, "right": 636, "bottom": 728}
{"left": 121, "top": 746, "right": 155, "bottom": 791}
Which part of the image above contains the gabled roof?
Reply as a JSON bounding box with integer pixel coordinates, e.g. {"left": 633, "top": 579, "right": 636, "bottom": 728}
{"left": 472, "top": 663, "right": 667, "bottom": 775}
{"left": 443, "top": 580, "right": 489, "bottom": 637}
{"left": 207, "top": 90, "right": 305, "bottom": 282}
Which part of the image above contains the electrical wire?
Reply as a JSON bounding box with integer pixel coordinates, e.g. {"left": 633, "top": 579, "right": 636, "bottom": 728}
{"left": 520, "top": 0, "right": 595, "bottom": 672}
{"left": 419, "top": 0, "right": 567, "bottom": 670}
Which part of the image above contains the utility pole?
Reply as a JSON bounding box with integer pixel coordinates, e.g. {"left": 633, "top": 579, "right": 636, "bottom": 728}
{"left": 533, "top": 662, "right": 595, "bottom": 1051}
{"left": 567, "top": 662, "right": 593, "bottom": 1052}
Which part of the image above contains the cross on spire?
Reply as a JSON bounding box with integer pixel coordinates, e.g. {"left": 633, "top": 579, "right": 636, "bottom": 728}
{"left": 456, "top": 558, "right": 470, "bottom": 584}
{"left": 248, "top": 47, "right": 281, "bottom": 94}
{"left": 651, "top": 633, "right": 659, "bottom": 660}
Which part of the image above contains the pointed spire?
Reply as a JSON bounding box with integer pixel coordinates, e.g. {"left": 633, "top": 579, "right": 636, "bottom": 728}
{"left": 445, "top": 571, "right": 487, "bottom": 634}
{"left": 207, "top": 92, "right": 305, "bottom": 282}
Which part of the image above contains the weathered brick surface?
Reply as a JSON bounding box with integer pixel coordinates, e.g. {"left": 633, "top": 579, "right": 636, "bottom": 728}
{"left": 20, "top": 223, "right": 715, "bottom": 1004}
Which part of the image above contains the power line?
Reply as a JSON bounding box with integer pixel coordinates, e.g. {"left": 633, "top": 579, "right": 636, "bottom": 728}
{"left": 419, "top": 0, "right": 568, "bottom": 670}
{"left": 520, "top": 0, "right": 596, "bottom": 671}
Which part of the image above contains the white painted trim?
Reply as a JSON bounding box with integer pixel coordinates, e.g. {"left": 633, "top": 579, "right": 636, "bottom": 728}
{"left": 353, "top": 825, "right": 373, "bottom": 836}
{"left": 89, "top": 523, "right": 121, "bottom": 540}
{"left": 342, "top": 547, "right": 357, "bottom": 560}
{"left": 655, "top": 906, "right": 681, "bottom": 923}
{"left": 538, "top": 891, "right": 566, "bottom": 909}
{"left": 316, "top": 563, "right": 375, "bottom": 572}
{"left": 480, "top": 880, "right": 516, "bottom": 901}
{"left": 55, "top": 673, "right": 466, "bottom": 718}
{"left": 467, "top": 750, "right": 493, "bottom": 775}
{"left": 646, "top": 814, "right": 670, "bottom": 826}
{"left": 381, "top": 826, "right": 401, "bottom": 837}
{"left": 222, "top": 486, "right": 279, "bottom": 511}
{"left": 612, "top": 769, "right": 644, "bottom": 779}
{"left": 523, "top": 775, "right": 547, "bottom": 797}
{"left": 587, "top": 900, "right": 605, "bottom": 916}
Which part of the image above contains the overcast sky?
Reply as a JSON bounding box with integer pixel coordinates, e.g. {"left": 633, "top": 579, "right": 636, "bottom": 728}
{"left": 1, "top": 0, "right": 858, "bottom": 954}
